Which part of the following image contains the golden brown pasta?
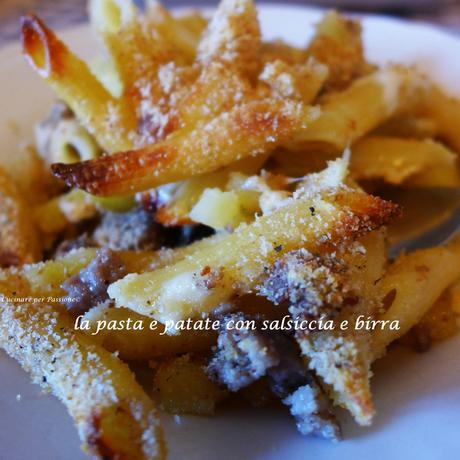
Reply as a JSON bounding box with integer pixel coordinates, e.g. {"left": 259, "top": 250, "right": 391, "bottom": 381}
{"left": 0, "top": 166, "right": 41, "bottom": 266}
{"left": 306, "top": 10, "right": 372, "bottom": 91}
{"left": 258, "top": 58, "right": 328, "bottom": 103}
{"left": 197, "top": 0, "right": 261, "bottom": 76}
{"left": 21, "top": 14, "right": 136, "bottom": 153}
{"left": 109, "top": 166, "right": 400, "bottom": 323}
{"left": 82, "top": 305, "right": 216, "bottom": 360}
{"left": 289, "top": 66, "right": 425, "bottom": 153}
{"left": 372, "top": 238, "right": 460, "bottom": 360}
{"left": 350, "top": 136, "right": 460, "bottom": 187}
{"left": 0, "top": 274, "right": 165, "bottom": 460}
{"left": 418, "top": 85, "right": 460, "bottom": 153}
{"left": 295, "top": 230, "right": 387, "bottom": 426}
{"left": 12, "top": 0, "right": 460, "bottom": 454}
{"left": 51, "top": 98, "right": 318, "bottom": 196}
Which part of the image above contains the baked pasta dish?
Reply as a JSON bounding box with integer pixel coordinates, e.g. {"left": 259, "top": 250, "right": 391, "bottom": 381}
{"left": 1, "top": 0, "right": 460, "bottom": 458}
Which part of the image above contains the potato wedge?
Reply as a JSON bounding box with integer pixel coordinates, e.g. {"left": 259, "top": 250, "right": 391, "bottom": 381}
{"left": 153, "top": 354, "right": 227, "bottom": 415}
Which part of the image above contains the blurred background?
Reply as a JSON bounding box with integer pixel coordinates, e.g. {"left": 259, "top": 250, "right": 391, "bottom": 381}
{"left": 2, "top": 0, "right": 460, "bottom": 46}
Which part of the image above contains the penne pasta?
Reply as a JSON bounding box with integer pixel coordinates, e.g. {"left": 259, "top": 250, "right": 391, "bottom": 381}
{"left": 108, "top": 164, "right": 400, "bottom": 324}
{"left": 418, "top": 85, "right": 460, "bottom": 153}
{"left": 0, "top": 273, "right": 165, "bottom": 459}
{"left": 21, "top": 14, "right": 136, "bottom": 152}
{"left": 294, "top": 230, "right": 386, "bottom": 426}
{"left": 306, "top": 10, "right": 371, "bottom": 91}
{"left": 52, "top": 98, "right": 318, "bottom": 196}
{"left": 144, "top": 1, "right": 204, "bottom": 62}
{"left": 197, "top": 0, "right": 261, "bottom": 76}
{"left": 258, "top": 58, "right": 328, "bottom": 104}
{"left": 373, "top": 114, "right": 438, "bottom": 139}
{"left": 177, "top": 61, "right": 252, "bottom": 127}
{"left": 82, "top": 305, "right": 216, "bottom": 360}
{"left": 260, "top": 40, "right": 307, "bottom": 66}
{"left": 371, "top": 238, "right": 460, "bottom": 360}
{"left": 0, "top": 166, "right": 41, "bottom": 266}
{"left": 175, "top": 11, "right": 208, "bottom": 41}
{"left": 89, "top": 0, "right": 186, "bottom": 114}
{"left": 12, "top": 0, "right": 460, "bottom": 453}
{"left": 19, "top": 235, "right": 229, "bottom": 303}
{"left": 350, "top": 136, "right": 460, "bottom": 187}
{"left": 289, "top": 66, "right": 426, "bottom": 153}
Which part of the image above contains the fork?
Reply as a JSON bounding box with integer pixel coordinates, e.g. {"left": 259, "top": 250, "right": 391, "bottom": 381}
{"left": 388, "top": 188, "right": 460, "bottom": 258}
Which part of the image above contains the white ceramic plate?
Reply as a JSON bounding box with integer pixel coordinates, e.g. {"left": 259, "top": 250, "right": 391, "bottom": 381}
{"left": 1, "top": 4, "right": 460, "bottom": 460}
{"left": 310, "top": 0, "right": 451, "bottom": 10}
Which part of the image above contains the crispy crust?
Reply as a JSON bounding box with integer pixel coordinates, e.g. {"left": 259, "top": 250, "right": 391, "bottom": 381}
{"left": 259, "top": 228, "right": 390, "bottom": 425}
{"left": 297, "top": 329, "right": 375, "bottom": 426}
{"left": 331, "top": 190, "right": 402, "bottom": 245}
{"left": 0, "top": 273, "right": 165, "bottom": 460}
{"left": 108, "top": 183, "right": 400, "bottom": 324}
{"left": 197, "top": 0, "right": 261, "bottom": 76}
{"left": 0, "top": 167, "right": 41, "bottom": 266}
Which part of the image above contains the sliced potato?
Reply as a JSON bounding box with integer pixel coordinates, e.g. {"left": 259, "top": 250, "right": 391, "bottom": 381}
{"left": 153, "top": 354, "right": 228, "bottom": 415}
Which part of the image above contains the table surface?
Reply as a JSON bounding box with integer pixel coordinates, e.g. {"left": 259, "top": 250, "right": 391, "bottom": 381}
{"left": 2, "top": 0, "right": 460, "bottom": 47}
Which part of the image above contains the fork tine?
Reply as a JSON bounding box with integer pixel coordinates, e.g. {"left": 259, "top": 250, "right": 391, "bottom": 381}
{"left": 389, "top": 206, "right": 460, "bottom": 259}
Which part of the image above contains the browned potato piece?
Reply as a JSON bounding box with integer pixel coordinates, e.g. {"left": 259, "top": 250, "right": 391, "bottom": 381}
{"left": 153, "top": 155, "right": 265, "bottom": 227}
{"left": 153, "top": 354, "right": 228, "bottom": 415}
